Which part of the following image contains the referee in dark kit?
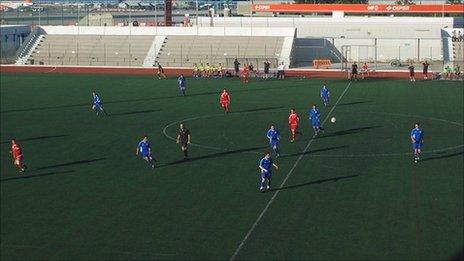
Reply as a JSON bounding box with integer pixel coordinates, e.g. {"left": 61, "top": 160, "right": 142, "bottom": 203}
{"left": 176, "top": 123, "right": 191, "bottom": 160}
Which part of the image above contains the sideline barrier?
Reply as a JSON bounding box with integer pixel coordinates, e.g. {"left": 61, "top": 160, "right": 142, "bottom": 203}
{"left": 0, "top": 65, "right": 433, "bottom": 79}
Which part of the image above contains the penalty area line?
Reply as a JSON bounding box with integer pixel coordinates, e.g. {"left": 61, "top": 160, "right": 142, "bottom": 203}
{"left": 229, "top": 81, "right": 353, "bottom": 260}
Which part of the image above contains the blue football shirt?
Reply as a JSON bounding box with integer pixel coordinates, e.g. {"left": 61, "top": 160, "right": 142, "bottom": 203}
{"left": 309, "top": 108, "right": 321, "bottom": 120}
{"left": 267, "top": 129, "right": 280, "bottom": 142}
{"left": 259, "top": 157, "right": 273, "bottom": 173}
{"left": 93, "top": 94, "right": 102, "bottom": 104}
{"left": 138, "top": 140, "right": 151, "bottom": 155}
{"left": 178, "top": 76, "right": 186, "bottom": 88}
{"left": 321, "top": 86, "right": 330, "bottom": 98}
{"left": 411, "top": 128, "right": 424, "bottom": 143}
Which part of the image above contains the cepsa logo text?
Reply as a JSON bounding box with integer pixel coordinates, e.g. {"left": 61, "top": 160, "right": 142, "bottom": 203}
{"left": 253, "top": 5, "right": 271, "bottom": 11}
{"left": 386, "top": 5, "right": 411, "bottom": 11}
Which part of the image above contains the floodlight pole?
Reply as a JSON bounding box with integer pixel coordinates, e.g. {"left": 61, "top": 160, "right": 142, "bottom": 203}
{"left": 38, "top": 2, "right": 41, "bottom": 26}
{"left": 155, "top": 0, "right": 158, "bottom": 25}
{"left": 196, "top": 0, "right": 199, "bottom": 26}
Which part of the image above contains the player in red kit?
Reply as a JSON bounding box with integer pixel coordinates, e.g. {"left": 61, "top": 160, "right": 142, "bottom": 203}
{"left": 10, "top": 139, "right": 26, "bottom": 172}
{"left": 241, "top": 64, "right": 249, "bottom": 85}
{"left": 220, "top": 89, "right": 231, "bottom": 113}
{"left": 288, "top": 109, "right": 301, "bottom": 142}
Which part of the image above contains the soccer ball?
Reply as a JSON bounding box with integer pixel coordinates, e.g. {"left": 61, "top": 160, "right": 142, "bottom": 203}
{"left": 330, "top": 117, "right": 336, "bottom": 123}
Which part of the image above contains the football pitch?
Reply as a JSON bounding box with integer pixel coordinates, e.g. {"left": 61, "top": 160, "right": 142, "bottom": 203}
{"left": 1, "top": 73, "right": 463, "bottom": 260}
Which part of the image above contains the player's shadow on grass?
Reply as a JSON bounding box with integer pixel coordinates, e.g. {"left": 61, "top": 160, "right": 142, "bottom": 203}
{"left": 1, "top": 92, "right": 219, "bottom": 113}
{"left": 232, "top": 106, "right": 283, "bottom": 113}
{"left": 0, "top": 134, "right": 69, "bottom": 144}
{"left": 161, "top": 146, "right": 267, "bottom": 167}
{"left": 318, "top": 126, "right": 382, "bottom": 139}
{"left": 1, "top": 85, "right": 301, "bottom": 114}
{"left": 0, "top": 170, "right": 75, "bottom": 181}
{"left": 111, "top": 109, "right": 161, "bottom": 116}
{"left": 336, "top": 100, "right": 372, "bottom": 107}
{"left": 35, "top": 158, "right": 106, "bottom": 170}
{"left": 280, "top": 145, "right": 348, "bottom": 158}
{"left": 1, "top": 102, "right": 90, "bottom": 113}
{"left": 0, "top": 85, "right": 300, "bottom": 113}
{"left": 269, "top": 174, "right": 359, "bottom": 192}
{"left": 422, "top": 150, "right": 464, "bottom": 162}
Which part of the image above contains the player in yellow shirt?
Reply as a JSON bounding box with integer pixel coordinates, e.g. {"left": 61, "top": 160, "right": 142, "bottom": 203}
{"left": 193, "top": 63, "right": 199, "bottom": 78}
{"left": 198, "top": 63, "right": 204, "bottom": 78}
{"left": 205, "top": 63, "right": 211, "bottom": 77}
{"left": 218, "top": 63, "right": 224, "bottom": 77}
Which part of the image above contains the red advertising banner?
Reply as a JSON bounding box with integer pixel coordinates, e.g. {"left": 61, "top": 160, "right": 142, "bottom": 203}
{"left": 252, "top": 4, "right": 464, "bottom": 14}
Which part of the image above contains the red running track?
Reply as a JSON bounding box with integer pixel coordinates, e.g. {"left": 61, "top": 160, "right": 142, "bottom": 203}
{"left": 0, "top": 65, "right": 431, "bottom": 79}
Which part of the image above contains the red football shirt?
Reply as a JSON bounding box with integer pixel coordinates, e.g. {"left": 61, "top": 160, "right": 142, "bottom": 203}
{"left": 289, "top": 113, "right": 299, "bottom": 125}
{"left": 220, "top": 92, "right": 230, "bottom": 103}
{"left": 242, "top": 67, "right": 249, "bottom": 76}
{"left": 11, "top": 144, "right": 22, "bottom": 158}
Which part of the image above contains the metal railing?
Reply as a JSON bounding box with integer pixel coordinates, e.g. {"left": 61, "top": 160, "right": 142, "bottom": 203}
{"left": 15, "top": 27, "right": 42, "bottom": 64}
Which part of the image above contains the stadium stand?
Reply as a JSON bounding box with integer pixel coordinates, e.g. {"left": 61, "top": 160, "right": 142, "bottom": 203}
{"left": 155, "top": 35, "right": 285, "bottom": 68}
{"left": 443, "top": 28, "right": 464, "bottom": 68}
{"left": 451, "top": 33, "right": 464, "bottom": 67}
{"left": 18, "top": 26, "right": 295, "bottom": 68}
{"left": 28, "top": 35, "right": 154, "bottom": 66}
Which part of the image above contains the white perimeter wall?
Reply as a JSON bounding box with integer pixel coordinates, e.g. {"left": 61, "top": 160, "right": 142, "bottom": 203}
{"left": 195, "top": 16, "right": 459, "bottom": 61}
{"left": 293, "top": 37, "right": 443, "bottom": 63}
{"left": 197, "top": 16, "right": 459, "bottom": 39}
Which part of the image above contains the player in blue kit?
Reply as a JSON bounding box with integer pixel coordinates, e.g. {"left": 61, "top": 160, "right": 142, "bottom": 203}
{"left": 410, "top": 122, "right": 424, "bottom": 163}
{"left": 321, "top": 84, "right": 330, "bottom": 106}
{"left": 309, "top": 104, "right": 323, "bottom": 135}
{"left": 258, "top": 152, "right": 279, "bottom": 192}
{"left": 178, "top": 74, "right": 187, "bottom": 96}
{"left": 266, "top": 124, "right": 280, "bottom": 157}
{"left": 136, "top": 135, "right": 155, "bottom": 169}
{"left": 91, "top": 91, "right": 108, "bottom": 116}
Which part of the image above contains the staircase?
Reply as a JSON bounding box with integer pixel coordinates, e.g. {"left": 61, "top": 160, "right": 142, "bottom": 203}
{"left": 143, "top": 35, "right": 166, "bottom": 67}
{"left": 15, "top": 29, "right": 43, "bottom": 65}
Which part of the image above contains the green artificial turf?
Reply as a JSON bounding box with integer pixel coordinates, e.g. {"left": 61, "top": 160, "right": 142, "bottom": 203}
{"left": 1, "top": 73, "right": 463, "bottom": 260}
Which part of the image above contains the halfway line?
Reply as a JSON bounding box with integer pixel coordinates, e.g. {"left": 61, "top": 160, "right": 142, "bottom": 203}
{"left": 229, "top": 81, "right": 353, "bottom": 260}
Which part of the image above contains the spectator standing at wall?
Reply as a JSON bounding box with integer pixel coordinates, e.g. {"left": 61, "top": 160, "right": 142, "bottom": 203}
{"left": 264, "top": 60, "right": 271, "bottom": 79}
{"left": 408, "top": 63, "right": 415, "bottom": 82}
{"left": 234, "top": 58, "right": 240, "bottom": 76}
{"left": 444, "top": 65, "right": 452, "bottom": 80}
{"left": 248, "top": 63, "right": 255, "bottom": 77}
{"left": 277, "top": 62, "right": 285, "bottom": 79}
{"left": 454, "top": 65, "right": 461, "bottom": 80}
{"left": 350, "top": 62, "right": 358, "bottom": 81}
{"left": 422, "top": 61, "right": 429, "bottom": 80}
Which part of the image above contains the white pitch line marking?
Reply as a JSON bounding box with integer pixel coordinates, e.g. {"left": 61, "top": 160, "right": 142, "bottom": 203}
{"left": 44, "top": 66, "right": 57, "bottom": 73}
{"left": 162, "top": 102, "right": 464, "bottom": 159}
{"left": 229, "top": 81, "right": 353, "bottom": 261}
